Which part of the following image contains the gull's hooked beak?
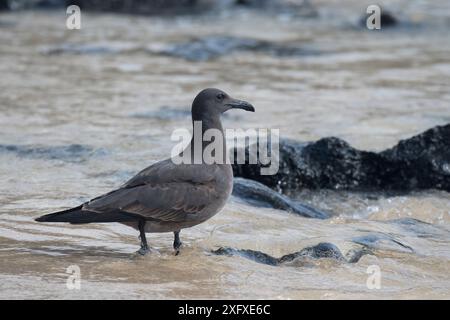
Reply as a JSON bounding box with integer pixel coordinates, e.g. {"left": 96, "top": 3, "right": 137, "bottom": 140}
{"left": 225, "top": 99, "right": 255, "bottom": 112}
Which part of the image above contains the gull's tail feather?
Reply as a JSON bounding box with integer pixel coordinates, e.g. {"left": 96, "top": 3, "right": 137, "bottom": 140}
{"left": 35, "top": 205, "right": 136, "bottom": 224}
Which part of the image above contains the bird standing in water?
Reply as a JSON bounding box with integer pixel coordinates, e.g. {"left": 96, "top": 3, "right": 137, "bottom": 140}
{"left": 35, "top": 88, "right": 255, "bottom": 255}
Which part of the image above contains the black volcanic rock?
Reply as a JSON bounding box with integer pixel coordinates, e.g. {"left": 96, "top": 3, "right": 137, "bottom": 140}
{"left": 212, "top": 242, "right": 371, "bottom": 266}
{"left": 380, "top": 11, "right": 398, "bottom": 27}
{"left": 212, "top": 219, "right": 445, "bottom": 266}
{"left": 0, "top": 0, "right": 8, "bottom": 10}
{"left": 360, "top": 10, "right": 398, "bottom": 28}
{"left": 232, "top": 177, "right": 330, "bottom": 219}
{"left": 232, "top": 124, "right": 450, "bottom": 193}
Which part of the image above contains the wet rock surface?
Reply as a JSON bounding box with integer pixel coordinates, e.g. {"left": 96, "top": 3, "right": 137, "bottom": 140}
{"left": 232, "top": 124, "right": 450, "bottom": 193}
{"left": 348, "top": 218, "right": 450, "bottom": 253}
{"left": 1, "top": 0, "right": 317, "bottom": 16}
{"left": 232, "top": 177, "right": 330, "bottom": 219}
{"left": 42, "top": 43, "right": 138, "bottom": 55}
{"left": 0, "top": 0, "right": 66, "bottom": 10}
{"left": 42, "top": 36, "right": 319, "bottom": 61}
{"left": 212, "top": 242, "right": 372, "bottom": 266}
{"left": 0, "top": 144, "right": 107, "bottom": 162}
{"left": 67, "top": 0, "right": 210, "bottom": 15}
{"left": 0, "top": 0, "right": 8, "bottom": 10}
{"left": 385, "top": 218, "right": 450, "bottom": 240}
{"left": 148, "top": 35, "right": 320, "bottom": 61}
{"left": 351, "top": 233, "right": 414, "bottom": 253}
{"left": 213, "top": 218, "right": 446, "bottom": 266}
{"left": 150, "top": 36, "right": 263, "bottom": 61}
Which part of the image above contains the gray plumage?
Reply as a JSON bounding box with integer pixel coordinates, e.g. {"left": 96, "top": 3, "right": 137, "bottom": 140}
{"left": 35, "top": 88, "right": 254, "bottom": 255}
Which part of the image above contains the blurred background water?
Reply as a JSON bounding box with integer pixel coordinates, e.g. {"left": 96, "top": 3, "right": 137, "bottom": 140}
{"left": 0, "top": 0, "right": 449, "bottom": 299}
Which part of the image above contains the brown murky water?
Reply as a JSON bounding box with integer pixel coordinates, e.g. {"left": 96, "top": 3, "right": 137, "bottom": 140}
{"left": 0, "top": 0, "right": 450, "bottom": 299}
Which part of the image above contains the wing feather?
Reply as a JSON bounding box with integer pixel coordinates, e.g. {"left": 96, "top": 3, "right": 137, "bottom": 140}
{"left": 83, "top": 181, "right": 215, "bottom": 223}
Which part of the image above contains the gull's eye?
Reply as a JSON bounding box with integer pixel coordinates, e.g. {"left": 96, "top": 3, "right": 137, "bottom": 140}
{"left": 216, "top": 93, "right": 225, "bottom": 101}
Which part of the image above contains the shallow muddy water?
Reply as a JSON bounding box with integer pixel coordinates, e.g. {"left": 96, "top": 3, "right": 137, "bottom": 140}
{"left": 0, "top": 0, "right": 449, "bottom": 299}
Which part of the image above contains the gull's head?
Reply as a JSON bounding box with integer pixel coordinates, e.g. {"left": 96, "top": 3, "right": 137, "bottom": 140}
{"left": 192, "top": 88, "right": 255, "bottom": 121}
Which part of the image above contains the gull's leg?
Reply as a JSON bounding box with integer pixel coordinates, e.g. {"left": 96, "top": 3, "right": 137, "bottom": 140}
{"left": 173, "top": 230, "right": 182, "bottom": 255}
{"left": 137, "top": 220, "right": 149, "bottom": 255}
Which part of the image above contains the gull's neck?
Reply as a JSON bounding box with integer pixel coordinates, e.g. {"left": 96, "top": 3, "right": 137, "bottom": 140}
{"left": 186, "top": 113, "right": 227, "bottom": 164}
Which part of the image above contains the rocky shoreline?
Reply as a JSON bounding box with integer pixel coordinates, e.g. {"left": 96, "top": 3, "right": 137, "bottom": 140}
{"left": 232, "top": 124, "right": 450, "bottom": 194}
{"left": 0, "top": 0, "right": 315, "bottom": 15}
